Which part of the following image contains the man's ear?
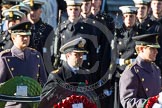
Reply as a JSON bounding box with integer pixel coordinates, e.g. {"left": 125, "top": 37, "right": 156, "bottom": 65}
{"left": 11, "top": 35, "right": 15, "bottom": 41}
{"left": 39, "top": 8, "right": 42, "bottom": 13}
{"left": 139, "top": 46, "right": 145, "bottom": 52}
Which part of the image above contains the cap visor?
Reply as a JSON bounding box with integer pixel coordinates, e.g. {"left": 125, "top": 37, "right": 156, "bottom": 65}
{"left": 12, "top": 32, "right": 31, "bottom": 36}
{"left": 73, "top": 50, "right": 88, "bottom": 53}
{"left": 147, "top": 44, "right": 160, "bottom": 48}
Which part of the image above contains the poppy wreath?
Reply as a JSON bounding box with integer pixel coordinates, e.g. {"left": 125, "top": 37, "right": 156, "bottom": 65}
{"left": 143, "top": 95, "right": 159, "bottom": 108}
{"left": 53, "top": 94, "right": 97, "bottom": 108}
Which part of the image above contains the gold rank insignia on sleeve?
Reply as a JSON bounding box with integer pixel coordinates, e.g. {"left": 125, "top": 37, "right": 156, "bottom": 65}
{"left": 52, "top": 69, "right": 59, "bottom": 73}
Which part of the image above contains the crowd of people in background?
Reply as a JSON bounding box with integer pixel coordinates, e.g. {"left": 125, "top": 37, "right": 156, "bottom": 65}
{"left": 0, "top": 0, "right": 162, "bottom": 108}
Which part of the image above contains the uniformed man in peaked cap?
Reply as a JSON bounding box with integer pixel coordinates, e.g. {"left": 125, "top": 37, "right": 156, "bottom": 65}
{"left": 1, "top": 0, "right": 23, "bottom": 32}
{"left": 23, "top": 0, "right": 54, "bottom": 54}
{"left": 39, "top": 37, "right": 93, "bottom": 108}
{"left": 133, "top": 0, "right": 160, "bottom": 26}
{"left": 150, "top": 0, "right": 162, "bottom": 73}
{"left": 0, "top": 21, "right": 47, "bottom": 108}
{"left": 10, "top": 2, "right": 31, "bottom": 22}
{"left": 133, "top": 0, "right": 162, "bottom": 41}
{"left": 119, "top": 33, "right": 162, "bottom": 108}
{"left": 53, "top": 0, "right": 83, "bottom": 68}
{"left": 0, "top": 9, "right": 26, "bottom": 51}
{"left": 114, "top": 5, "right": 149, "bottom": 108}
{"left": 23, "top": 0, "right": 54, "bottom": 73}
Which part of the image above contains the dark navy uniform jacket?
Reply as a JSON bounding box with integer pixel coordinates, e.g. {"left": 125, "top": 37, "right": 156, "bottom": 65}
{"left": 29, "top": 19, "right": 54, "bottom": 55}
{"left": 0, "top": 45, "right": 47, "bottom": 85}
{"left": 115, "top": 24, "right": 147, "bottom": 73}
{"left": 119, "top": 56, "right": 162, "bottom": 108}
{"left": 39, "top": 62, "right": 91, "bottom": 108}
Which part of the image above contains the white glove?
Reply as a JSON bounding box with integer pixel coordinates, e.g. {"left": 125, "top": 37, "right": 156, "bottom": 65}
{"left": 152, "top": 103, "right": 162, "bottom": 108}
{"left": 158, "top": 92, "right": 162, "bottom": 104}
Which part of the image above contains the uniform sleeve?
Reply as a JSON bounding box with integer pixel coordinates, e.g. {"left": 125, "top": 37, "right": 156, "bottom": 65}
{"left": 0, "top": 57, "right": 10, "bottom": 83}
{"left": 39, "top": 73, "right": 58, "bottom": 108}
{"left": 39, "top": 53, "right": 47, "bottom": 86}
{"left": 119, "top": 68, "right": 146, "bottom": 108}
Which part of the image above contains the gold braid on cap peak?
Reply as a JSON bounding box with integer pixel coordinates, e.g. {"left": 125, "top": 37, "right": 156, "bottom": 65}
{"left": 78, "top": 41, "right": 84, "bottom": 48}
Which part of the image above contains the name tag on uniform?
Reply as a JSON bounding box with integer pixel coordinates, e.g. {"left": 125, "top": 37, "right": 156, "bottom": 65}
{"left": 16, "top": 86, "right": 27, "bottom": 96}
{"left": 72, "top": 103, "right": 83, "bottom": 108}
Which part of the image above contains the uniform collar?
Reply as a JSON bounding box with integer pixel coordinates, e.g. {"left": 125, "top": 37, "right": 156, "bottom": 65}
{"left": 11, "top": 45, "right": 26, "bottom": 60}
{"left": 34, "top": 18, "right": 43, "bottom": 26}
{"left": 136, "top": 56, "right": 153, "bottom": 73}
{"left": 150, "top": 15, "right": 162, "bottom": 21}
{"left": 71, "top": 67, "right": 79, "bottom": 74}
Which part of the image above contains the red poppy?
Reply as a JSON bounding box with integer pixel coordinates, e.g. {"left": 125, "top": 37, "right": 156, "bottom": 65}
{"left": 53, "top": 95, "right": 97, "bottom": 108}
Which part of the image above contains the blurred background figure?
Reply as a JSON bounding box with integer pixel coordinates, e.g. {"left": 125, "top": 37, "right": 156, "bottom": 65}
{"left": 150, "top": 0, "right": 162, "bottom": 72}
{"left": 80, "top": 0, "right": 92, "bottom": 19}
{"left": 114, "top": 5, "right": 148, "bottom": 108}
{"left": 23, "top": 0, "right": 55, "bottom": 74}
{"left": 10, "top": 2, "right": 31, "bottom": 22}
{"left": 0, "top": 9, "right": 25, "bottom": 51}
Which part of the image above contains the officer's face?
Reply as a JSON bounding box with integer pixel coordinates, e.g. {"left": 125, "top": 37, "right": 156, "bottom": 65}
{"left": 140, "top": 46, "right": 158, "bottom": 62}
{"left": 67, "top": 6, "right": 81, "bottom": 21}
{"left": 28, "top": 8, "right": 42, "bottom": 23}
{"left": 123, "top": 13, "right": 136, "bottom": 28}
{"left": 81, "top": 1, "right": 92, "bottom": 14}
{"left": 12, "top": 35, "right": 30, "bottom": 50}
{"left": 151, "top": 1, "right": 162, "bottom": 15}
{"left": 136, "top": 5, "right": 148, "bottom": 19}
{"left": 66, "top": 52, "right": 84, "bottom": 67}
{"left": 91, "top": 0, "right": 101, "bottom": 9}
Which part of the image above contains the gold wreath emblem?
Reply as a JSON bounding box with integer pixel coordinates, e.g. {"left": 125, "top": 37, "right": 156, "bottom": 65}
{"left": 9, "top": 11, "right": 13, "bottom": 18}
{"left": 30, "top": 0, "right": 34, "bottom": 7}
{"left": 78, "top": 41, "right": 84, "bottom": 48}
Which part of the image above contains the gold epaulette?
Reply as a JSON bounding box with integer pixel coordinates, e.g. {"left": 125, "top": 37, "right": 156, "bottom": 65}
{"left": 0, "top": 49, "right": 11, "bottom": 56}
{"left": 127, "top": 63, "right": 134, "bottom": 70}
{"left": 52, "top": 69, "right": 59, "bottom": 73}
{"left": 27, "top": 47, "right": 36, "bottom": 51}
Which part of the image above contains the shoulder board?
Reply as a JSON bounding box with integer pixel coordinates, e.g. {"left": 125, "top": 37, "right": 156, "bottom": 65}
{"left": 58, "top": 21, "right": 69, "bottom": 31}
{"left": 128, "top": 63, "right": 133, "bottom": 68}
{"left": 152, "top": 62, "right": 160, "bottom": 70}
{"left": 52, "top": 69, "right": 60, "bottom": 73}
{"left": 27, "top": 47, "right": 36, "bottom": 51}
{"left": 0, "top": 49, "right": 11, "bottom": 56}
{"left": 126, "top": 63, "right": 136, "bottom": 70}
{"left": 26, "top": 47, "right": 38, "bottom": 54}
